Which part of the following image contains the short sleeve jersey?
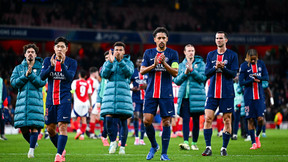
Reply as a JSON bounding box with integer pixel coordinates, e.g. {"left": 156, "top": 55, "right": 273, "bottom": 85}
{"left": 141, "top": 48, "right": 179, "bottom": 99}
{"left": 206, "top": 49, "right": 238, "bottom": 98}
{"left": 71, "top": 79, "right": 92, "bottom": 106}
{"left": 86, "top": 77, "right": 99, "bottom": 106}
{"left": 131, "top": 68, "right": 148, "bottom": 103}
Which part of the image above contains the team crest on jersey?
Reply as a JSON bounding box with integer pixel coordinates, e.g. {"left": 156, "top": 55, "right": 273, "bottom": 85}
{"left": 165, "top": 57, "right": 169, "bottom": 62}
{"left": 194, "top": 64, "right": 198, "bottom": 68}
{"left": 224, "top": 60, "right": 228, "bottom": 64}
{"left": 258, "top": 67, "right": 262, "bottom": 71}
{"left": 33, "top": 69, "right": 37, "bottom": 74}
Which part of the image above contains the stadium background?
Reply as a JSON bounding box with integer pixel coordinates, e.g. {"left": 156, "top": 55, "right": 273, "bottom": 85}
{"left": 0, "top": 0, "right": 287, "bottom": 129}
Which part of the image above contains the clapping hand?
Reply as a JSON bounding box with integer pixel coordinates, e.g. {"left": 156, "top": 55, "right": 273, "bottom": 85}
{"left": 108, "top": 49, "right": 115, "bottom": 63}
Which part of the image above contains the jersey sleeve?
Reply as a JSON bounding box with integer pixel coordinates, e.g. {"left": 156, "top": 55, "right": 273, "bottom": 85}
{"left": 141, "top": 50, "right": 149, "bottom": 67}
{"left": 88, "top": 83, "right": 92, "bottom": 94}
{"left": 40, "top": 57, "right": 53, "bottom": 80}
{"left": 231, "top": 52, "right": 239, "bottom": 71}
{"left": 71, "top": 80, "right": 76, "bottom": 90}
{"left": 171, "top": 50, "right": 179, "bottom": 66}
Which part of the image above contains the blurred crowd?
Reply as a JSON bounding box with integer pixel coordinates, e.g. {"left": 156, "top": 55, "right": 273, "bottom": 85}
{"left": 0, "top": 0, "right": 287, "bottom": 33}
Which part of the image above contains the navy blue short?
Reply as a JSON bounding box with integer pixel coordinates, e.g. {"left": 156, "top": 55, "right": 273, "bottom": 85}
{"left": 205, "top": 97, "right": 234, "bottom": 113}
{"left": 45, "top": 103, "right": 72, "bottom": 124}
{"left": 134, "top": 103, "right": 144, "bottom": 113}
{"left": 144, "top": 98, "right": 174, "bottom": 117}
{"left": 245, "top": 98, "right": 265, "bottom": 119}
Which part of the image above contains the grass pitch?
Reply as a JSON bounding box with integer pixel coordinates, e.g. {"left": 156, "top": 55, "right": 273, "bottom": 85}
{"left": 0, "top": 129, "right": 287, "bottom": 162}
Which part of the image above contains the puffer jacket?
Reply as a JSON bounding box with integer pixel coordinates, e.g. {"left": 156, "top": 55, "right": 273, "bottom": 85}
{"left": 173, "top": 55, "right": 206, "bottom": 115}
{"left": 100, "top": 54, "right": 134, "bottom": 118}
{"left": 11, "top": 57, "right": 46, "bottom": 128}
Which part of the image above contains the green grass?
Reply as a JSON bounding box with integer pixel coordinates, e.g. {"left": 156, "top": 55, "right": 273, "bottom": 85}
{"left": 0, "top": 129, "right": 287, "bottom": 162}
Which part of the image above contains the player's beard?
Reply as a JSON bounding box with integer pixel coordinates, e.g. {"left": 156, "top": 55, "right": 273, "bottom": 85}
{"left": 159, "top": 42, "right": 165, "bottom": 50}
{"left": 28, "top": 56, "right": 33, "bottom": 63}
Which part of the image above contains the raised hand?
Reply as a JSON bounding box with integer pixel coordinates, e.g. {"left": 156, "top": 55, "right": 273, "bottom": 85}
{"left": 50, "top": 54, "right": 56, "bottom": 66}
{"left": 108, "top": 49, "right": 115, "bottom": 63}
{"left": 26, "top": 65, "right": 33, "bottom": 77}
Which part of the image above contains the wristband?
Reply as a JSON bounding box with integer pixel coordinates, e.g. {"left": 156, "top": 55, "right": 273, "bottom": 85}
{"left": 270, "top": 97, "right": 274, "bottom": 105}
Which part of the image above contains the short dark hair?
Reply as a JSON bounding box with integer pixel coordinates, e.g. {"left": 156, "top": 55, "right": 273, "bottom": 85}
{"left": 153, "top": 27, "right": 169, "bottom": 38}
{"left": 79, "top": 70, "right": 86, "bottom": 78}
{"left": 216, "top": 31, "right": 228, "bottom": 39}
{"left": 104, "top": 51, "right": 109, "bottom": 56}
{"left": 54, "top": 36, "right": 69, "bottom": 47}
{"left": 184, "top": 44, "right": 194, "bottom": 52}
{"left": 89, "top": 67, "right": 98, "bottom": 73}
{"left": 113, "top": 41, "right": 126, "bottom": 49}
{"left": 23, "top": 43, "right": 39, "bottom": 54}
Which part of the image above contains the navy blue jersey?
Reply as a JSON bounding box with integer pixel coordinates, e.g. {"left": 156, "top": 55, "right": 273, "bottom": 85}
{"left": 131, "top": 68, "right": 148, "bottom": 104}
{"left": 205, "top": 49, "right": 238, "bottom": 98}
{"left": 40, "top": 56, "right": 77, "bottom": 106}
{"left": 239, "top": 60, "right": 269, "bottom": 101}
{"left": 141, "top": 48, "right": 179, "bottom": 99}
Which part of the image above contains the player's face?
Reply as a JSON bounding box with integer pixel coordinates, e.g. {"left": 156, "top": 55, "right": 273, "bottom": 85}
{"left": 154, "top": 33, "right": 168, "bottom": 50}
{"left": 250, "top": 55, "right": 257, "bottom": 64}
{"left": 105, "top": 55, "right": 109, "bottom": 61}
{"left": 184, "top": 46, "right": 195, "bottom": 60}
{"left": 215, "top": 33, "right": 227, "bottom": 48}
{"left": 114, "top": 46, "right": 125, "bottom": 57}
{"left": 54, "top": 42, "right": 68, "bottom": 56}
{"left": 136, "top": 59, "right": 142, "bottom": 67}
{"left": 24, "top": 48, "right": 37, "bottom": 62}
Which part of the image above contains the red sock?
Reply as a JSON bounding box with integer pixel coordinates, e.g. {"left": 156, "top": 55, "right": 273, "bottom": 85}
{"left": 172, "top": 125, "right": 177, "bottom": 133}
{"left": 73, "top": 121, "right": 79, "bottom": 130}
{"left": 89, "top": 122, "right": 95, "bottom": 134}
{"left": 216, "top": 117, "right": 223, "bottom": 132}
{"left": 189, "top": 118, "right": 193, "bottom": 131}
{"left": 81, "top": 124, "right": 87, "bottom": 134}
{"left": 99, "top": 120, "right": 104, "bottom": 133}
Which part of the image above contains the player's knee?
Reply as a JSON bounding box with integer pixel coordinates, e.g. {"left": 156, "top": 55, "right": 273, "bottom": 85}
{"left": 257, "top": 117, "right": 264, "bottom": 123}
{"left": 134, "top": 112, "right": 139, "bottom": 120}
{"left": 143, "top": 118, "right": 152, "bottom": 127}
{"left": 47, "top": 127, "right": 56, "bottom": 136}
{"left": 205, "top": 116, "right": 213, "bottom": 124}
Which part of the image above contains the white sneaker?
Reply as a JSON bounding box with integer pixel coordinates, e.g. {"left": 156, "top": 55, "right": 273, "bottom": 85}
{"left": 179, "top": 143, "right": 190, "bottom": 150}
{"left": 191, "top": 145, "right": 199, "bottom": 150}
{"left": 109, "top": 141, "right": 117, "bottom": 154}
{"left": 217, "top": 130, "right": 223, "bottom": 137}
{"left": 244, "top": 135, "right": 251, "bottom": 141}
{"left": 28, "top": 148, "right": 34, "bottom": 158}
{"left": 134, "top": 137, "right": 140, "bottom": 145}
{"left": 139, "top": 139, "right": 146, "bottom": 145}
{"left": 119, "top": 146, "right": 125, "bottom": 154}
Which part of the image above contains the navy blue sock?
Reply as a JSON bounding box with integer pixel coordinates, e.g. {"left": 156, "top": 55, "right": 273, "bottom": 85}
{"left": 161, "top": 126, "right": 171, "bottom": 155}
{"left": 50, "top": 133, "right": 59, "bottom": 148}
{"left": 30, "top": 132, "right": 38, "bottom": 148}
{"left": 140, "top": 122, "right": 145, "bottom": 140}
{"left": 222, "top": 132, "right": 231, "bottom": 148}
{"left": 192, "top": 116, "right": 200, "bottom": 143}
{"left": 204, "top": 128, "right": 212, "bottom": 147}
{"left": 57, "top": 135, "right": 67, "bottom": 155}
{"left": 106, "top": 116, "right": 116, "bottom": 141}
{"left": 262, "top": 125, "right": 266, "bottom": 133}
{"left": 182, "top": 117, "right": 190, "bottom": 141}
{"left": 256, "top": 124, "right": 263, "bottom": 137}
{"left": 145, "top": 124, "right": 157, "bottom": 148}
{"left": 249, "top": 129, "right": 256, "bottom": 144}
{"left": 102, "top": 117, "right": 108, "bottom": 138}
{"left": 120, "top": 119, "right": 128, "bottom": 147}
{"left": 134, "top": 119, "right": 139, "bottom": 138}
{"left": 22, "top": 132, "right": 30, "bottom": 144}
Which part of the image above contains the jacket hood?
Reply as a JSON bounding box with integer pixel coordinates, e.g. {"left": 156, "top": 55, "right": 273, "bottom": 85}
{"left": 123, "top": 54, "right": 130, "bottom": 60}
{"left": 183, "top": 55, "right": 203, "bottom": 63}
